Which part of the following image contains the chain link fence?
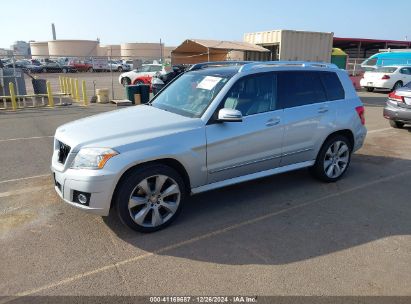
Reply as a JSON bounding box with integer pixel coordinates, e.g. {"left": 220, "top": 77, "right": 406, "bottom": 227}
{"left": 0, "top": 54, "right": 170, "bottom": 108}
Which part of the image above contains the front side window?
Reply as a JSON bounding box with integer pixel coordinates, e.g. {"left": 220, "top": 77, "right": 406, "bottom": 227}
{"left": 220, "top": 72, "right": 277, "bottom": 116}
{"left": 151, "top": 72, "right": 230, "bottom": 118}
{"left": 278, "top": 71, "right": 327, "bottom": 108}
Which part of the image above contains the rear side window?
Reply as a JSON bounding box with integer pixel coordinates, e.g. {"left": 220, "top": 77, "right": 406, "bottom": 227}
{"left": 278, "top": 71, "right": 326, "bottom": 108}
{"left": 320, "top": 72, "right": 345, "bottom": 101}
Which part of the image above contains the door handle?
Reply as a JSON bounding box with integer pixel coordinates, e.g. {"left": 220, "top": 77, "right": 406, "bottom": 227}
{"left": 318, "top": 107, "right": 329, "bottom": 113}
{"left": 266, "top": 117, "right": 280, "bottom": 126}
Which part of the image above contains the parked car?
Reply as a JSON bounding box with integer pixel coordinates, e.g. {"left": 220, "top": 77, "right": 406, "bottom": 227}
{"left": 40, "top": 60, "right": 77, "bottom": 73}
{"left": 118, "top": 64, "right": 164, "bottom": 86}
{"left": 67, "top": 59, "right": 93, "bottom": 72}
{"left": 5, "top": 60, "right": 43, "bottom": 73}
{"left": 108, "top": 60, "right": 130, "bottom": 72}
{"left": 151, "top": 65, "right": 187, "bottom": 95}
{"left": 383, "top": 81, "right": 411, "bottom": 128}
{"left": 51, "top": 61, "right": 367, "bottom": 232}
{"left": 360, "top": 66, "right": 411, "bottom": 92}
{"left": 362, "top": 51, "right": 411, "bottom": 70}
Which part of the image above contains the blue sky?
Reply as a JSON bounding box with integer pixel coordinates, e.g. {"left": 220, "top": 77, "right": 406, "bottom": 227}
{"left": 1, "top": 0, "right": 410, "bottom": 48}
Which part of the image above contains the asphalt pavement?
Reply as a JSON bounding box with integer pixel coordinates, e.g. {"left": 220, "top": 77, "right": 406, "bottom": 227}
{"left": 0, "top": 91, "right": 410, "bottom": 299}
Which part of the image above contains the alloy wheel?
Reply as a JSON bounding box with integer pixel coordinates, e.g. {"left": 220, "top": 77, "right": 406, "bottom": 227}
{"left": 128, "top": 175, "right": 181, "bottom": 228}
{"left": 323, "top": 141, "right": 350, "bottom": 178}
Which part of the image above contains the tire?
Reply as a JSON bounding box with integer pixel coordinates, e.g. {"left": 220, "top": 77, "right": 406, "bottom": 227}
{"left": 389, "top": 120, "right": 404, "bottom": 129}
{"left": 114, "top": 164, "right": 186, "bottom": 233}
{"left": 62, "top": 68, "right": 67, "bottom": 73}
{"left": 366, "top": 87, "right": 374, "bottom": 92}
{"left": 392, "top": 81, "right": 403, "bottom": 91}
{"left": 310, "top": 135, "right": 352, "bottom": 183}
{"left": 121, "top": 77, "right": 131, "bottom": 86}
{"left": 88, "top": 67, "right": 93, "bottom": 72}
{"left": 117, "top": 67, "right": 123, "bottom": 72}
{"left": 42, "top": 68, "right": 47, "bottom": 73}
{"left": 135, "top": 80, "right": 144, "bottom": 85}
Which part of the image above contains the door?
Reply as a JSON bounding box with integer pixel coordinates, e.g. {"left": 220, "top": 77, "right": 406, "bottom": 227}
{"left": 399, "top": 67, "right": 411, "bottom": 85}
{"left": 206, "top": 72, "right": 284, "bottom": 183}
{"left": 278, "top": 71, "right": 338, "bottom": 166}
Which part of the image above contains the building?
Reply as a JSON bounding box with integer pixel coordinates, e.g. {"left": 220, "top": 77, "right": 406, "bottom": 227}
{"left": 244, "top": 29, "right": 334, "bottom": 62}
{"left": 333, "top": 37, "right": 411, "bottom": 59}
{"left": 11, "top": 41, "right": 30, "bottom": 56}
{"left": 171, "top": 39, "right": 269, "bottom": 64}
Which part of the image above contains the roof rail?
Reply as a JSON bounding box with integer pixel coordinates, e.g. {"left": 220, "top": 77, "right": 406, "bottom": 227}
{"left": 188, "top": 61, "right": 255, "bottom": 71}
{"left": 239, "top": 61, "right": 339, "bottom": 72}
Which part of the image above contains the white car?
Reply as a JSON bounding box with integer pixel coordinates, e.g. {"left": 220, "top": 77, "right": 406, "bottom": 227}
{"left": 118, "top": 64, "right": 164, "bottom": 86}
{"left": 360, "top": 66, "right": 411, "bottom": 92}
{"left": 108, "top": 60, "right": 131, "bottom": 72}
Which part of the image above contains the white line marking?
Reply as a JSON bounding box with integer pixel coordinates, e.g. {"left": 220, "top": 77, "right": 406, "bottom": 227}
{"left": 7, "top": 169, "right": 411, "bottom": 299}
{"left": 0, "top": 185, "right": 51, "bottom": 198}
{"left": 367, "top": 127, "right": 393, "bottom": 134}
{"left": 0, "top": 136, "right": 53, "bottom": 143}
{"left": 0, "top": 174, "right": 50, "bottom": 185}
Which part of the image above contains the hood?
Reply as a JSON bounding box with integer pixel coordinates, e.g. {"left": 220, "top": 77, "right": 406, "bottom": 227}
{"left": 55, "top": 105, "right": 203, "bottom": 152}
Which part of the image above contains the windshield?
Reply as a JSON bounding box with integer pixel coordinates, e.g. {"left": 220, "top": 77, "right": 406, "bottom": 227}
{"left": 151, "top": 72, "right": 230, "bottom": 118}
{"left": 373, "top": 67, "right": 398, "bottom": 73}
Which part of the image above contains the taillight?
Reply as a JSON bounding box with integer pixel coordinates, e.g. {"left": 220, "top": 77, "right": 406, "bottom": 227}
{"left": 381, "top": 75, "right": 390, "bottom": 80}
{"left": 355, "top": 106, "right": 365, "bottom": 125}
{"left": 388, "top": 91, "right": 405, "bottom": 103}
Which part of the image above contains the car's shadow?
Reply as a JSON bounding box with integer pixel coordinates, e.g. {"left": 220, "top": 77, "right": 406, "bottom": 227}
{"left": 103, "top": 154, "right": 411, "bottom": 266}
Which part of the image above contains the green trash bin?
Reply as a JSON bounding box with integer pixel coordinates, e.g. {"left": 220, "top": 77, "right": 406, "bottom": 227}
{"left": 139, "top": 84, "right": 150, "bottom": 104}
{"left": 331, "top": 48, "right": 348, "bottom": 70}
{"left": 125, "top": 85, "right": 141, "bottom": 104}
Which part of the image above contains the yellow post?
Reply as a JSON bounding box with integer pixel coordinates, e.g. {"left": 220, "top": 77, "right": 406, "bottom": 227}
{"left": 46, "top": 81, "right": 54, "bottom": 107}
{"left": 9, "top": 82, "right": 17, "bottom": 111}
{"left": 75, "top": 79, "right": 80, "bottom": 101}
{"left": 64, "top": 77, "right": 69, "bottom": 94}
{"left": 59, "top": 76, "right": 64, "bottom": 93}
{"left": 82, "top": 80, "right": 88, "bottom": 106}
{"left": 71, "top": 78, "right": 75, "bottom": 98}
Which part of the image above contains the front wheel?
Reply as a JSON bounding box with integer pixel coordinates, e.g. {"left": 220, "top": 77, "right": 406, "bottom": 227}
{"left": 310, "top": 135, "right": 351, "bottom": 182}
{"left": 389, "top": 120, "right": 404, "bottom": 129}
{"left": 366, "top": 87, "right": 374, "bottom": 92}
{"left": 114, "top": 164, "right": 185, "bottom": 233}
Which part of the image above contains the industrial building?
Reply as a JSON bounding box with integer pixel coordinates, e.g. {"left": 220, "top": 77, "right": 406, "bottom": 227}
{"left": 243, "top": 29, "right": 334, "bottom": 62}
{"left": 171, "top": 39, "right": 269, "bottom": 64}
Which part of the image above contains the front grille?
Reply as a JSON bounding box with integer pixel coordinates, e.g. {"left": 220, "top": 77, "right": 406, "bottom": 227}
{"left": 57, "top": 140, "right": 71, "bottom": 164}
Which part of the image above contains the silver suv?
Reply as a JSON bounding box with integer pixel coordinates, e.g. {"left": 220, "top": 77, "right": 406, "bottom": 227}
{"left": 51, "top": 61, "right": 367, "bottom": 232}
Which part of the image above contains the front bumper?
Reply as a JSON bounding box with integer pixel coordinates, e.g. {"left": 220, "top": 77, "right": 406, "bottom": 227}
{"left": 384, "top": 101, "right": 411, "bottom": 123}
{"left": 51, "top": 166, "right": 116, "bottom": 216}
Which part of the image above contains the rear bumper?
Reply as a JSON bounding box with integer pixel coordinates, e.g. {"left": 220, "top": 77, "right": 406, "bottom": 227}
{"left": 384, "top": 102, "right": 411, "bottom": 122}
{"left": 360, "top": 78, "right": 392, "bottom": 90}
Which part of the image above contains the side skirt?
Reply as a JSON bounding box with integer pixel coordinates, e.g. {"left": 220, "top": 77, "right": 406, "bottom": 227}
{"left": 191, "top": 160, "right": 315, "bottom": 195}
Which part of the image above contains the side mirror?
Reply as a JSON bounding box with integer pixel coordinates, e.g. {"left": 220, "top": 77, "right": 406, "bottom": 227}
{"left": 218, "top": 108, "right": 243, "bottom": 122}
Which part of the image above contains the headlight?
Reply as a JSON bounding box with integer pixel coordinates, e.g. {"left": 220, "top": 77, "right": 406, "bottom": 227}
{"left": 71, "top": 148, "right": 119, "bottom": 169}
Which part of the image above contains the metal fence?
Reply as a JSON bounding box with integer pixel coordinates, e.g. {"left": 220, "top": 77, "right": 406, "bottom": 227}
{"left": 0, "top": 54, "right": 168, "bottom": 109}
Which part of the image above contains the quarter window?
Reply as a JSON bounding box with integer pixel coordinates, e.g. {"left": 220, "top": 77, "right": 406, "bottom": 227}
{"left": 320, "top": 72, "right": 345, "bottom": 100}
{"left": 278, "top": 71, "right": 327, "bottom": 108}
{"left": 221, "top": 73, "right": 277, "bottom": 116}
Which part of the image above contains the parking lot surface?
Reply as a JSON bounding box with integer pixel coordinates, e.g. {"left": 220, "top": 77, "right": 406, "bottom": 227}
{"left": 1, "top": 91, "right": 411, "bottom": 298}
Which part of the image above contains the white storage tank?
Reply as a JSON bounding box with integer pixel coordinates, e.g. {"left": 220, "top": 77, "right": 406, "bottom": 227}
{"left": 244, "top": 29, "right": 334, "bottom": 62}
{"left": 121, "top": 43, "right": 163, "bottom": 61}
{"left": 48, "top": 40, "right": 99, "bottom": 57}
{"left": 30, "top": 41, "right": 49, "bottom": 58}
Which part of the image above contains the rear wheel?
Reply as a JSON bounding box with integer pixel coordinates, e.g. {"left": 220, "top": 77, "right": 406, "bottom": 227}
{"left": 115, "top": 164, "right": 185, "bottom": 233}
{"left": 310, "top": 135, "right": 351, "bottom": 182}
{"left": 62, "top": 68, "right": 68, "bottom": 73}
{"left": 117, "top": 67, "right": 123, "bottom": 72}
{"left": 134, "top": 80, "right": 144, "bottom": 85}
{"left": 88, "top": 67, "right": 93, "bottom": 72}
{"left": 389, "top": 120, "right": 404, "bottom": 129}
{"left": 366, "top": 87, "right": 374, "bottom": 92}
{"left": 392, "top": 81, "right": 403, "bottom": 91}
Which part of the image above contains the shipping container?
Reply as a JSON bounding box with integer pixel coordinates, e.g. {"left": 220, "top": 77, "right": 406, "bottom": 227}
{"left": 244, "top": 30, "right": 334, "bottom": 63}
